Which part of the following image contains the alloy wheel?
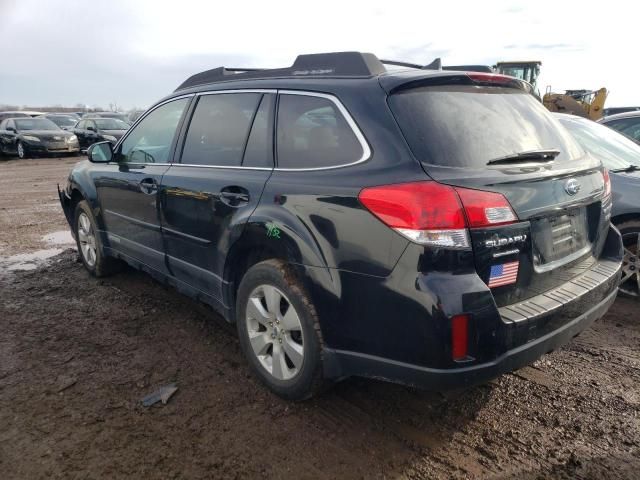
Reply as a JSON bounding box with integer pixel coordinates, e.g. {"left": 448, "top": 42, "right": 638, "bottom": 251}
{"left": 77, "top": 212, "right": 97, "bottom": 267}
{"left": 245, "top": 284, "right": 305, "bottom": 380}
{"left": 620, "top": 232, "right": 640, "bottom": 297}
{"left": 17, "top": 142, "right": 25, "bottom": 159}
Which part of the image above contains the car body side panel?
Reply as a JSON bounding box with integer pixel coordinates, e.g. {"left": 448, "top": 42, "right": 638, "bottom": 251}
{"left": 610, "top": 171, "right": 640, "bottom": 220}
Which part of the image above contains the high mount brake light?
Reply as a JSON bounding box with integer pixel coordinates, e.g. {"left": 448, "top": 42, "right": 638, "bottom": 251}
{"left": 467, "top": 72, "right": 513, "bottom": 83}
{"left": 358, "top": 181, "right": 517, "bottom": 249}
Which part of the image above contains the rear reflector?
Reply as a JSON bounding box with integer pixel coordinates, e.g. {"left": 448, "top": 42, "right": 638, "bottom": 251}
{"left": 451, "top": 314, "right": 469, "bottom": 361}
{"left": 358, "top": 181, "right": 517, "bottom": 249}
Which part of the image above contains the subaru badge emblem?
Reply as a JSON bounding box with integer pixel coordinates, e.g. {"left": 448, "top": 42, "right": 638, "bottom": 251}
{"left": 564, "top": 178, "right": 580, "bottom": 196}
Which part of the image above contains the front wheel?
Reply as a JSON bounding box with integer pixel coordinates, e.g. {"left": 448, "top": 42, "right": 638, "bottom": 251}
{"left": 617, "top": 220, "right": 640, "bottom": 298}
{"left": 17, "top": 141, "right": 28, "bottom": 159}
{"left": 236, "top": 259, "right": 326, "bottom": 400}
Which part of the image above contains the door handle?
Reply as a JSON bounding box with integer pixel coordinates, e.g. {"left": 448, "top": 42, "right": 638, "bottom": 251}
{"left": 139, "top": 178, "right": 158, "bottom": 195}
{"left": 219, "top": 186, "right": 250, "bottom": 207}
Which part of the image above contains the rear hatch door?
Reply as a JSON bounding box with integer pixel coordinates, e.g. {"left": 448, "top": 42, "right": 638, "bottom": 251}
{"left": 386, "top": 76, "right": 610, "bottom": 306}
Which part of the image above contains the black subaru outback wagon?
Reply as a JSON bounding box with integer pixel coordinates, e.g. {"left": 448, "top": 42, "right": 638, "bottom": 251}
{"left": 59, "top": 52, "right": 623, "bottom": 400}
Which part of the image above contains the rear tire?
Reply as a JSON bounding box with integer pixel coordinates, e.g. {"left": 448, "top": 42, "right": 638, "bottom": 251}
{"left": 616, "top": 220, "right": 640, "bottom": 299}
{"left": 73, "top": 200, "right": 120, "bottom": 277}
{"left": 236, "top": 259, "right": 326, "bottom": 400}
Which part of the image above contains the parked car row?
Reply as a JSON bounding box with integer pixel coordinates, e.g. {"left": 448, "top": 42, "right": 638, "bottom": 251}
{"left": 0, "top": 111, "right": 134, "bottom": 158}
{"left": 0, "top": 117, "right": 80, "bottom": 158}
{"left": 59, "top": 52, "right": 629, "bottom": 401}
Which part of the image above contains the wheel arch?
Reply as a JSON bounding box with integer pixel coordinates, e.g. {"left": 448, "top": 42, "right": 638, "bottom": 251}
{"left": 222, "top": 219, "right": 338, "bottom": 324}
{"left": 612, "top": 213, "right": 640, "bottom": 229}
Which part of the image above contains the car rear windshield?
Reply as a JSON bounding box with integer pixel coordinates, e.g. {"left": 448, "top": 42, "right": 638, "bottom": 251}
{"left": 388, "top": 86, "right": 584, "bottom": 168}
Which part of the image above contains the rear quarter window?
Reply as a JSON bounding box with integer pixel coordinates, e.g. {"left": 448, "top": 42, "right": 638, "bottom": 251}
{"left": 276, "top": 94, "right": 364, "bottom": 169}
{"left": 389, "top": 86, "right": 584, "bottom": 168}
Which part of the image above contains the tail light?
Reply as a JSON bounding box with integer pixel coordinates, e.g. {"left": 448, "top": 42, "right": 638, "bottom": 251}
{"left": 451, "top": 314, "right": 469, "bottom": 361}
{"left": 358, "top": 181, "right": 517, "bottom": 249}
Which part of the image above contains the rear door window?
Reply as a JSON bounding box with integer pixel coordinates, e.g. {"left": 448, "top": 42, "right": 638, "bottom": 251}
{"left": 181, "top": 93, "right": 261, "bottom": 167}
{"left": 388, "top": 86, "right": 584, "bottom": 168}
{"left": 276, "top": 94, "right": 364, "bottom": 169}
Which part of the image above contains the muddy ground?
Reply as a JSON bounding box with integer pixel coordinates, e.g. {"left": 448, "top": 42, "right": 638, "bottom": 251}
{"left": 0, "top": 157, "right": 638, "bottom": 479}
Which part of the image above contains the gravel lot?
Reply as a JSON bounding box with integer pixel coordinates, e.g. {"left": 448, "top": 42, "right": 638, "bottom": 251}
{"left": 1, "top": 156, "right": 639, "bottom": 479}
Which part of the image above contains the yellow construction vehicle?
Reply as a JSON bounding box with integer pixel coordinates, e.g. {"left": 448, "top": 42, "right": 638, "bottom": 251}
{"left": 437, "top": 59, "right": 608, "bottom": 120}
{"left": 541, "top": 87, "right": 608, "bottom": 121}
{"left": 493, "top": 61, "right": 608, "bottom": 121}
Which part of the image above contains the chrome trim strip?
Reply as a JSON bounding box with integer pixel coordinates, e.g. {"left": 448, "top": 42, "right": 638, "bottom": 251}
{"left": 115, "top": 89, "right": 370, "bottom": 172}
{"left": 169, "top": 163, "right": 272, "bottom": 171}
{"left": 197, "top": 89, "right": 278, "bottom": 96}
{"left": 273, "top": 90, "right": 371, "bottom": 172}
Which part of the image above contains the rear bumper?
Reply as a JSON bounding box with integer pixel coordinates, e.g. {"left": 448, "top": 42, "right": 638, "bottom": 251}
{"left": 321, "top": 225, "right": 622, "bottom": 390}
{"left": 324, "top": 285, "right": 617, "bottom": 390}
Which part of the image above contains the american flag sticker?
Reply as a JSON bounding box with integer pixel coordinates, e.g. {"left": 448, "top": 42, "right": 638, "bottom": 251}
{"left": 488, "top": 261, "right": 519, "bottom": 288}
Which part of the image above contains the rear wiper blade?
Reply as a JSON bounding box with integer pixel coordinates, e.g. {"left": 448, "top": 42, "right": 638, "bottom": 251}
{"left": 486, "top": 149, "right": 560, "bottom": 166}
{"left": 610, "top": 165, "right": 640, "bottom": 173}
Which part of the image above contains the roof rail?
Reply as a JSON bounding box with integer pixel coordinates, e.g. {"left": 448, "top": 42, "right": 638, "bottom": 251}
{"left": 380, "top": 59, "right": 424, "bottom": 69}
{"left": 175, "top": 52, "right": 386, "bottom": 91}
{"left": 380, "top": 58, "right": 442, "bottom": 70}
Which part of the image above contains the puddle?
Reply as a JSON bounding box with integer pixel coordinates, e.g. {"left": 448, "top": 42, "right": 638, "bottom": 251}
{"left": 0, "top": 248, "right": 64, "bottom": 273}
{"left": 42, "top": 230, "right": 75, "bottom": 246}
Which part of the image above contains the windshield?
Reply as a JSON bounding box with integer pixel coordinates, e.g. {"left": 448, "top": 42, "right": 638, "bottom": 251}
{"left": 47, "top": 116, "right": 77, "bottom": 127}
{"left": 388, "top": 86, "right": 584, "bottom": 168}
{"left": 15, "top": 118, "right": 61, "bottom": 131}
{"left": 94, "top": 118, "right": 129, "bottom": 130}
{"left": 559, "top": 116, "right": 640, "bottom": 170}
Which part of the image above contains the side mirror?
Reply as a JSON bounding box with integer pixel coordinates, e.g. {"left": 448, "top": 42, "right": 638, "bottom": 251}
{"left": 7, "top": 126, "right": 16, "bottom": 133}
{"left": 87, "top": 126, "right": 96, "bottom": 132}
{"left": 87, "top": 141, "right": 113, "bottom": 163}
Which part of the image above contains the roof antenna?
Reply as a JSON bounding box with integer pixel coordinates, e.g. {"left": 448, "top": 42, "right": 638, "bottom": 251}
{"left": 423, "top": 58, "right": 442, "bottom": 70}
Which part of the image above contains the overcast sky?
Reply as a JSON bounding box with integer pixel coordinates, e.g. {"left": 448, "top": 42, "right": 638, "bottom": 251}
{"left": 1, "top": 0, "right": 638, "bottom": 110}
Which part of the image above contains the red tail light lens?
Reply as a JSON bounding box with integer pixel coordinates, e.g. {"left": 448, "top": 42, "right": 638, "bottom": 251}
{"left": 456, "top": 188, "right": 517, "bottom": 227}
{"left": 358, "top": 182, "right": 469, "bottom": 249}
{"left": 358, "top": 182, "right": 466, "bottom": 229}
{"left": 358, "top": 181, "right": 517, "bottom": 249}
{"left": 451, "top": 314, "right": 469, "bottom": 361}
